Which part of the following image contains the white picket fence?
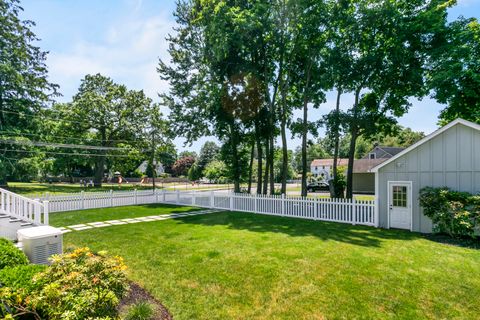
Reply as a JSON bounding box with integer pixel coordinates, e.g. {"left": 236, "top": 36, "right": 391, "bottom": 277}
{"left": 0, "top": 188, "right": 49, "bottom": 225}
{"left": 0, "top": 188, "right": 49, "bottom": 240}
{"left": 33, "top": 189, "right": 376, "bottom": 227}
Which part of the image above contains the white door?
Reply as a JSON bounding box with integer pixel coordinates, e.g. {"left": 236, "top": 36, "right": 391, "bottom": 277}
{"left": 388, "top": 182, "right": 412, "bottom": 230}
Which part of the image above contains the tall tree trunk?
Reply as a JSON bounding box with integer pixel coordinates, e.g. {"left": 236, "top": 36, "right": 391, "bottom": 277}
{"left": 280, "top": 104, "right": 288, "bottom": 195}
{"left": 346, "top": 88, "right": 361, "bottom": 199}
{"left": 255, "top": 122, "right": 263, "bottom": 194}
{"left": 263, "top": 135, "right": 269, "bottom": 194}
{"left": 247, "top": 139, "right": 255, "bottom": 193}
{"left": 230, "top": 124, "right": 241, "bottom": 193}
{"left": 269, "top": 135, "right": 274, "bottom": 194}
{"left": 94, "top": 154, "right": 106, "bottom": 187}
{"left": 332, "top": 89, "right": 342, "bottom": 198}
{"left": 301, "top": 61, "right": 313, "bottom": 197}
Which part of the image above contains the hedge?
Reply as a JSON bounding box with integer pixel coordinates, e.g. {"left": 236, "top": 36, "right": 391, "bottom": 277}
{"left": 419, "top": 187, "right": 480, "bottom": 238}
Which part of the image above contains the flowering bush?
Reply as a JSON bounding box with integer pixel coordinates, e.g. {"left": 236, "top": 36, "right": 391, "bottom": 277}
{"left": 0, "top": 248, "right": 129, "bottom": 320}
{"left": 419, "top": 187, "right": 480, "bottom": 238}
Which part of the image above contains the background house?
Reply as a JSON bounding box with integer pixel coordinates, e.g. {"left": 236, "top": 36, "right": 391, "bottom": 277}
{"left": 372, "top": 118, "right": 480, "bottom": 233}
{"left": 136, "top": 160, "right": 165, "bottom": 176}
{"left": 310, "top": 159, "right": 349, "bottom": 181}
{"left": 352, "top": 146, "right": 405, "bottom": 194}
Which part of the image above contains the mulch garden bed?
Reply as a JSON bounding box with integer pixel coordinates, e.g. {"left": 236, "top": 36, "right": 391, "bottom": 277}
{"left": 119, "top": 282, "right": 173, "bottom": 320}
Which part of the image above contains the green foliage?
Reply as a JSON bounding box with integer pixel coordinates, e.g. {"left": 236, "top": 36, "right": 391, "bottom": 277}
{"left": 123, "top": 301, "right": 155, "bottom": 320}
{"left": 197, "top": 141, "right": 220, "bottom": 174}
{"left": 0, "top": 0, "right": 59, "bottom": 184}
{"left": 330, "top": 166, "right": 347, "bottom": 198}
{"left": 0, "top": 238, "right": 29, "bottom": 270}
{"left": 203, "top": 160, "right": 228, "bottom": 183}
{"left": 34, "top": 247, "right": 128, "bottom": 319}
{"left": 419, "top": 187, "right": 480, "bottom": 238}
{"left": 429, "top": 18, "right": 480, "bottom": 125}
{"left": 0, "top": 247, "right": 128, "bottom": 319}
{"left": 0, "top": 264, "right": 45, "bottom": 291}
{"left": 188, "top": 163, "right": 203, "bottom": 181}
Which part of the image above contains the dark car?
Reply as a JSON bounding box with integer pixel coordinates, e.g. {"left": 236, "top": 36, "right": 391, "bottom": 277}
{"left": 306, "top": 181, "right": 330, "bottom": 192}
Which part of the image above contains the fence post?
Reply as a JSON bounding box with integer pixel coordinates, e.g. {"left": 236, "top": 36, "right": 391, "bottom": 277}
{"left": 192, "top": 190, "right": 196, "bottom": 206}
{"left": 210, "top": 191, "right": 214, "bottom": 208}
{"left": 155, "top": 189, "right": 159, "bottom": 203}
{"left": 314, "top": 197, "right": 318, "bottom": 220}
{"left": 176, "top": 190, "right": 180, "bottom": 204}
{"left": 43, "top": 201, "right": 49, "bottom": 225}
{"left": 81, "top": 191, "right": 85, "bottom": 209}
{"left": 34, "top": 202, "right": 41, "bottom": 224}
{"left": 352, "top": 197, "right": 357, "bottom": 225}
{"left": 281, "top": 194, "right": 285, "bottom": 216}
{"left": 134, "top": 189, "right": 138, "bottom": 205}
{"left": 110, "top": 190, "right": 114, "bottom": 207}
{"left": 254, "top": 194, "right": 258, "bottom": 213}
{"left": 163, "top": 189, "right": 166, "bottom": 202}
{"left": 229, "top": 193, "right": 233, "bottom": 211}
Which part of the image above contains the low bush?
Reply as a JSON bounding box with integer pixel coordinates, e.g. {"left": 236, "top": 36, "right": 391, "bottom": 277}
{"left": 0, "top": 238, "right": 29, "bottom": 270}
{"left": 419, "top": 187, "right": 480, "bottom": 238}
{"left": 0, "top": 264, "right": 46, "bottom": 291}
{"left": 0, "top": 247, "right": 129, "bottom": 320}
{"left": 123, "top": 301, "right": 155, "bottom": 320}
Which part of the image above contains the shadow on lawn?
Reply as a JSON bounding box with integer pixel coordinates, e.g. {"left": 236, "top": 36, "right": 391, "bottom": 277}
{"left": 175, "top": 211, "right": 423, "bottom": 248}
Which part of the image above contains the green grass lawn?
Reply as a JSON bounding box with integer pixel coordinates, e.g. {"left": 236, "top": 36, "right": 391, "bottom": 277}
{"left": 60, "top": 206, "right": 480, "bottom": 320}
{"left": 49, "top": 204, "right": 201, "bottom": 227}
{"left": 6, "top": 182, "right": 153, "bottom": 195}
{"left": 6, "top": 182, "right": 233, "bottom": 196}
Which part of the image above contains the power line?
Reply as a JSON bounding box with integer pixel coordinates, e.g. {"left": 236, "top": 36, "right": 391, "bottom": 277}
{"left": 0, "top": 130, "right": 142, "bottom": 144}
{"left": 0, "top": 139, "right": 129, "bottom": 151}
{"left": 0, "top": 149, "right": 132, "bottom": 158}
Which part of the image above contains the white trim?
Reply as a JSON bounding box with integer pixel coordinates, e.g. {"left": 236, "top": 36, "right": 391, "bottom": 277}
{"left": 370, "top": 118, "right": 480, "bottom": 173}
{"left": 374, "top": 172, "right": 379, "bottom": 228}
{"left": 387, "top": 181, "right": 413, "bottom": 231}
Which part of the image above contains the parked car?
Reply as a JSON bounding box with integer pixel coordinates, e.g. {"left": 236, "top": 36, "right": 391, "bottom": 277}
{"left": 307, "top": 181, "right": 330, "bottom": 192}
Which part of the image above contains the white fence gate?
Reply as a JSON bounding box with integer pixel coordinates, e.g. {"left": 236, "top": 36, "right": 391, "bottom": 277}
{"left": 33, "top": 190, "right": 376, "bottom": 227}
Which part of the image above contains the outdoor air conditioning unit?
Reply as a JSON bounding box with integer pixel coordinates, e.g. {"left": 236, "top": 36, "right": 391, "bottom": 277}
{"left": 17, "top": 226, "right": 63, "bottom": 265}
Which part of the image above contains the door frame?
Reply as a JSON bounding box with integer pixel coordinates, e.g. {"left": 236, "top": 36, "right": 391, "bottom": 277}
{"left": 387, "top": 181, "right": 413, "bottom": 231}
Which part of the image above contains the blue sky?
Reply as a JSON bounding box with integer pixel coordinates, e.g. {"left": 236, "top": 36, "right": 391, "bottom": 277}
{"left": 21, "top": 0, "right": 480, "bottom": 152}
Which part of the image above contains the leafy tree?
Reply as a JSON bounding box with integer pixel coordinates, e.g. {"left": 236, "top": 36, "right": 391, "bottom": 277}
{"left": 326, "top": 0, "right": 451, "bottom": 198}
{"left": 429, "top": 18, "right": 480, "bottom": 124}
{"left": 52, "top": 74, "right": 155, "bottom": 186}
{"left": 172, "top": 156, "right": 195, "bottom": 177}
{"left": 203, "top": 160, "right": 228, "bottom": 183}
{"left": 197, "top": 141, "right": 220, "bottom": 174}
{"left": 179, "top": 151, "right": 197, "bottom": 160}
{"left": 0, "top": 0, "right": 58, "bottom": 184}
{"left": 188, "top": 163, "right": 203, "bottom": 181}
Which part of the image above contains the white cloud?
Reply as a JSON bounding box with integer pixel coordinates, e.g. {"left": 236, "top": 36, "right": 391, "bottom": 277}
{"left": 48, "top": 11, "right": 174, "bottom": 101}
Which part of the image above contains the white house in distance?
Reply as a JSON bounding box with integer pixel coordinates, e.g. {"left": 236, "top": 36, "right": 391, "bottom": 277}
{"left": 372, "top": 118, "right": 480, "bottom": 233}
{"left": 310, "top": 146, "right": 404, "bottom": 193}
{"left": 136, "top": 160, "right": 164, "bottom": 176}
{"left": 310, "top": 158, "right": 349, "bottom": 181}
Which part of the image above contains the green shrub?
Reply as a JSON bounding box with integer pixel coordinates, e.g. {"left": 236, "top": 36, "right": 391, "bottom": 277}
{"left": 0, "top": 264, "right": 46, "bottom": 291}
{"left": 419, "top": 187, "right": 480, "bottom": 238}
{"left": 123, "top": 301, "right": 155, "bottom": 320}
{"left": 32, "top": 247, "right": 129, "bottom": 319}
{"left": 0, "top": 247, "right": 129, "bottom": 320}
{"left": 0, "top": 238, "right": 29, "bottom": 270}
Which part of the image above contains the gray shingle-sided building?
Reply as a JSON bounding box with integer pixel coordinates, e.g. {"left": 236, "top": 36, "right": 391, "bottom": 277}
{"left": 371, "top": 118, "right": 480, "bottom": 233}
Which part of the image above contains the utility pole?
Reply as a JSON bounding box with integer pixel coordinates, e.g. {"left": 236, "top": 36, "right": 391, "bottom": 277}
{"left": 151, "top": 130, "right": 156, "bottom": 191}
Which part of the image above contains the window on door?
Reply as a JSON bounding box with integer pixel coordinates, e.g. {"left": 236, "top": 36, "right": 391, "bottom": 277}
{"left": 392, "top": 186, "right": 407, "bottom": 207}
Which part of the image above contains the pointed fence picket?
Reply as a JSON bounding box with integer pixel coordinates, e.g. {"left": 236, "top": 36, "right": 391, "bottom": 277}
{"left": 32, "top": 189, "right": 376, "bottom": 227}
